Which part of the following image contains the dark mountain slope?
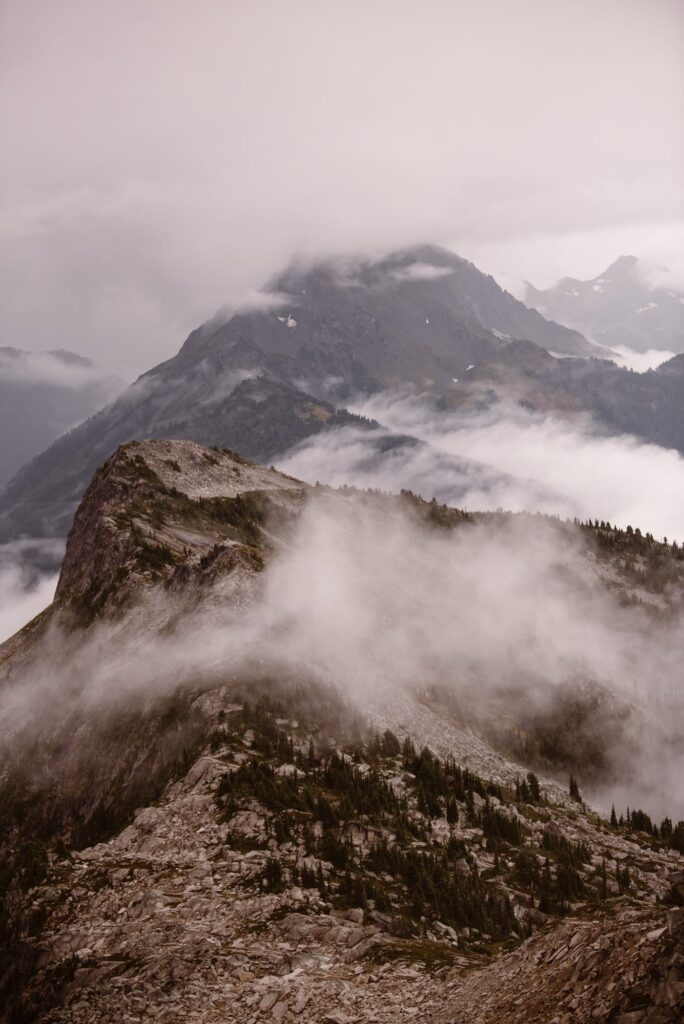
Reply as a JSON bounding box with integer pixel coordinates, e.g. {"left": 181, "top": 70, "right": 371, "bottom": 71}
{"left": 0, "top": 348, "right": 120, "bottom": 487}
{"left": 2, "top": 245, "right": 683, "bottom": 551}
{"left": 462, "top": 342, "right": 684, "bottom": 453}
{"left": 178, "top": 244, "right": 597, "bottom": 400}
{"left": 0, "top": 245, "right": 595, "bottom": 542}
{"left": 0, "top": 377, "right": 367, "bottom": 541}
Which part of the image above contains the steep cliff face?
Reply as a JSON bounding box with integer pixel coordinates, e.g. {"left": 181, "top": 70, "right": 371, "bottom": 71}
{"left": 1, "top": 441, "right": 683, "bottom": 1024}
{"left": 52, "top": 438, "right": 307, "bottom": 623}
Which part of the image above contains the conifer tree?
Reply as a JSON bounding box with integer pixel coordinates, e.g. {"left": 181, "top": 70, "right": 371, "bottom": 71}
{"left": 569, "top": 773, "right": 582, "bottom": 802}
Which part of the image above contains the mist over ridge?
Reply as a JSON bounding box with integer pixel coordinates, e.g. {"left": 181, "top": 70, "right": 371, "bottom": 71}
{"left": 2, "top": 3, "right": 684, "bottom": 1018}
{"left": 2, "top": 442, "right": 683, "bottom": 824}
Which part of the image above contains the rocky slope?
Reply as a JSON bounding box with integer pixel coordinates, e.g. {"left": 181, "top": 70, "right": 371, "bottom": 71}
{"left": 527, "top": 255, "right": 684, "bottom": 354}
{"left": 10, "top": 690, "right": 684, "bottom": 1024}
{"left": 1, "top": 441, "right": 683, "bottom": 1023}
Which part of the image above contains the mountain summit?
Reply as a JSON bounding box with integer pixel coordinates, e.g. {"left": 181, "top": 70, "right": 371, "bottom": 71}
{"left": 176, "top": 243, "right": 598, "bottom": 399}
{"left": 0, "top": 245, "right": 595, "bottom": 542}
{"left": 526, "top": 256, "right": 684, "bottom": 354}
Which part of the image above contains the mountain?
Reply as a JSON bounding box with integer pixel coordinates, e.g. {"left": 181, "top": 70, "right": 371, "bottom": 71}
{"left": 1, "top": 440, "right": 683, "bottom": 1023}
{"left": 3, "top": 245, "right": 684, "bottom": 551}
{"left": 0, "top": 375, "right": 370, "bottom": 541}
{"left": 526, "top": 255, "right": 684, "bottom": 354}
{"left": 450, "top": 341, "right": 684, "bottom": 453}
{"left": 175, "top": 244, "right": 599, "bottom": 398}
{"left": 0, "top": 348, "right": 121, "bottom": 487}
{"left": 0, "top": 245, "right": 614, "bottom": 544}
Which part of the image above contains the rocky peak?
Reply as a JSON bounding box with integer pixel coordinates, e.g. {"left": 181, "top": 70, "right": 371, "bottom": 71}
{"left": 526, "top": 255, "right": 684, "bottom": 354}
{"left": 53, "top": 439, "right": 307, "bottom": 623}
{"left": 602, "top": 253, "right": 639, "bottom": 279}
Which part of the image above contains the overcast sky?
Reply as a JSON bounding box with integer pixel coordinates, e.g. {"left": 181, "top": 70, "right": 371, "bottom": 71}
{"left": 1, "top": 0, "right": 682, "bottom": 378}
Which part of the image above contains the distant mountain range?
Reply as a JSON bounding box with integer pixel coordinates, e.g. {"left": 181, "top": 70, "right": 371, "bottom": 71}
{"left": 0, "top": 348, "right": 121, "bottom": 488}
{"left": 526, "top": 255, "right": 684, "bottom": 354}
{"left": 2, "top": 244, "right": 682, "bottom": 543}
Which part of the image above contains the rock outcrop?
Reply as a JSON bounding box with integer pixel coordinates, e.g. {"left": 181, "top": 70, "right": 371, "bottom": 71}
{"left": 1, "top": 441, "right": 683, "bottom": 1023}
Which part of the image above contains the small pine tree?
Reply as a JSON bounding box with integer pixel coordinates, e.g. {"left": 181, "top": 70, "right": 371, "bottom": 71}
{"left": 527, "top": 772, "right": 541, "bottom": 803}
{"left": 671, "top": 821, "right": 684, "bottom": 854}
{"left": 569, "top": 773, "right": 582, "bottom": 802}
{"left": 263, "top": 857, "right": 284, "bottom": 893}
{"left": 538, "top": 858, "right": 554, "bottom": 914}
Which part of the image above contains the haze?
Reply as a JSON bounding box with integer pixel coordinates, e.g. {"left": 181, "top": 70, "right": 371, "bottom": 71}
{"left": 1, "top": 0, "right": 683, "bottom": 377}
{"left": 3, "top": 496, "right": 682, "bottom": 819}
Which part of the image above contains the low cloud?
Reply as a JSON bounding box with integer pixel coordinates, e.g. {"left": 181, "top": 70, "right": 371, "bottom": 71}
{"left": 0, "top": 568, "right": 58, "bottom": 644}
{"left": 276, "top": 390, "right": 684, "bottom": 542}
{"left": 638, "top": 248, "right": 684, "bottom": 294}
{"left": 0, "top": 349, "right": 117, "bottom": 391}
{"left": 387, "top": 263, "right": 453, "bottom": 283}
{"left": 610, "top": 346, "right": 676, "bottom": 373}
{"left": 226, "top": 290, "right": 293, "bottom": 316}
{"left": 1, "top": 493, "right": 682, "bottom": 821}
{"left": 0, "top": 539, "right": 65, "bottom": 643}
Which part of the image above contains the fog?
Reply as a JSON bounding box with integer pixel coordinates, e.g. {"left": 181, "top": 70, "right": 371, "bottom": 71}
{"left": 1, "top": 493, "right": 682, "bottom": 820}
{"left": 0, "top": 348, "right": 118, "bottom": 389}
{"left": 610, "top": 347, "right": 676, "bottom": 373}
{"left": 275, "top": 391, "right": 684, "bottom": 543}
{"left": 1, "top": 0, "right": 683, "bottom": 848}
{"left": 1, "top": 0, "right": 682, "bottom": 375}
{"left": 0, "top": 566, "right": 58, "bottom": 644}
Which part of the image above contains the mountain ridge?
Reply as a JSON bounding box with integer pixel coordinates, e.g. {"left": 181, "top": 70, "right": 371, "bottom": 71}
{"left": 1, "top": 245, "right": 682, "bottom": 550}
{"left": 1, "top": 439, "right": 683, "bottom": 1023}
{"left": 526, "top": 255, "right": 684, "bottom": 354}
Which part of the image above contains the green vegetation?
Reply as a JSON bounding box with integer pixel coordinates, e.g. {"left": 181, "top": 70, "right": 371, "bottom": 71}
{"left": 210, "top": 695, "right": 630, "bottom": 944}
{"left": 135, "top": 538, "right": 177, "bottom": 574}
{"left": 608, "top": 804, "right": 684, "bottom": 855}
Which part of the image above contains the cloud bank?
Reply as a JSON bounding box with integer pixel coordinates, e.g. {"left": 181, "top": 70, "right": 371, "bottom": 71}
{"left": 1, "top": 0, "right": 682, "bottom": 374}
{"left": 610, "top": 347, "right": 676, "bottom": 373}
{"left": 2, "top": 493, "right": 683, "bottom": 821}
{"left": 275, "top": 391, "right": 684, "bottom": 543}
{"left": 0, "top": 349, "right": 117, "bottom": 390}
{"left": 0, "top": 565, "right": 57, "bottom": 644}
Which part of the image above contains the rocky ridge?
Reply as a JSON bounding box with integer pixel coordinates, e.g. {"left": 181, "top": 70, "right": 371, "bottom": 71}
{"left": 1, "top": 440, "right": 684, "bottom": 1023}
{"left": 11, "top": 687, "right": 684, "bottom": 1024}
